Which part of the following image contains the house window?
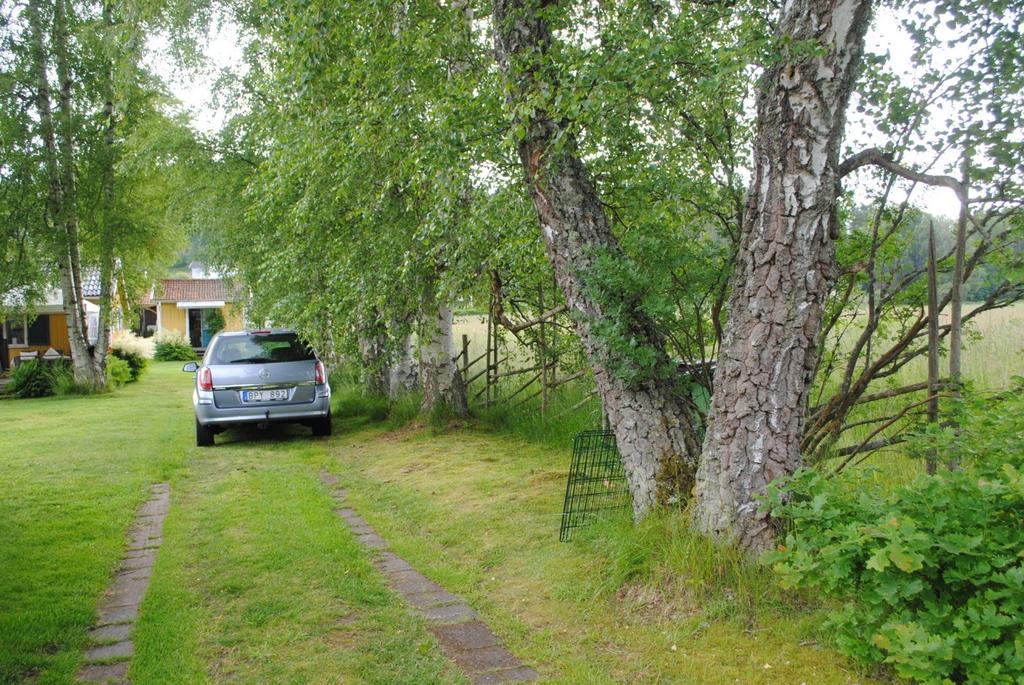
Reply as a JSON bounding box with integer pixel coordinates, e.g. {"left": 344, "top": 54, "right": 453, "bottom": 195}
{"left": 4, "top": 315, "right": 51, "bottom": 346}
{"left": 28, "top": 315, "right": 50, "bottom": 346}
{"left": 5, "top": 319, "right": 27, "bottom": 346}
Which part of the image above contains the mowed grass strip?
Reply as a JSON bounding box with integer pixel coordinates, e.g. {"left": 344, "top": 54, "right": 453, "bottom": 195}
{"left": 320, "top": 425, "right": 884, "bottom": 685}
{"left": 132, "top": 433, "right": 462, "bottom": 684}
{"left": 0, "top": 363, "right": 193, "bottom": 684}
{"left": 1, "top": 363, "right": 458, "bottom": 684}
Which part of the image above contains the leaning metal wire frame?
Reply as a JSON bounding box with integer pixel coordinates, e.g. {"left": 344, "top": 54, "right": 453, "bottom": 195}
{"left": 559, "top": 429, "right": 632, "bottom": 542}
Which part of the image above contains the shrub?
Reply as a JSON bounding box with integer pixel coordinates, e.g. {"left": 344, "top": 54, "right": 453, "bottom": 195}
{"left": 105, "top": 355, "right": 132, "bottom": 387}
{"left": 49, "top": 361, "right": 103, "bottom": 395}
{"left": 6, "top": 359, "right": 56, "bottom": 398}
{"left": 205, "top": 309, "right": 226, "bottom": 335}
{"left": 153, "top": 330, "right": 196, "bottom": 361}
{"left": 111, "top": 330, "right": 155, "bottom": 359}
{"left": 111, "top": 349, "right": 148, "bottom": 382}
{"left": 766, "top": 394, "right": 1024, "bottom": 684}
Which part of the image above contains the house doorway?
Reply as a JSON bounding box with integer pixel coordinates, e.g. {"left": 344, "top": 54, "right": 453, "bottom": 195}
{"left": 138, "top": 307, "right": 157, "bottom": 337}
{"left": 187, "top": 309, "right": 217, "bottom": 348}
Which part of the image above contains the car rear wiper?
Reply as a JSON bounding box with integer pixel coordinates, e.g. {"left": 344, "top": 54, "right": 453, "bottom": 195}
{"left": 229, "top": 357, "right": 274, "bottom": 364}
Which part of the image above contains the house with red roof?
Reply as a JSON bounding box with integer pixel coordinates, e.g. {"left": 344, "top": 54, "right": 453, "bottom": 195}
{"left": 147, "top": 275, "right": 246, "bottom": 349}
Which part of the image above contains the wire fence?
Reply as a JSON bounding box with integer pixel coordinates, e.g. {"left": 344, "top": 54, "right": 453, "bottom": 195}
{"left": 559, "top": 429, "right": 631, "bottom": 542}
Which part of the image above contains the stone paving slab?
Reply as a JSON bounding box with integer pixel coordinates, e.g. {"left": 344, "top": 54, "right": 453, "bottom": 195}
{"left": 404, "top": 589, "right": 463, "bottom": 608}
{"left": 83, "top": 641, "right": 134, "bottom": 661}
{"left": 88, "top": 623, "right": 133, "bottom": 643}
{"left": 77, "top": 483, "right": 170, "bottom": 684}
{"left": 418, "top": 602, "right": 478, "bottom": 624}
{"left": 76, "top": 663, "right": 128, "bottom": 685}
{"left": 373, "top": 552, "right": 415, "bottom": 574}
{"left": 430, "top": 621, "right": 500, "bottom": 651}
{"left": 319, "top": 470, "right": 538, "bottom": 684}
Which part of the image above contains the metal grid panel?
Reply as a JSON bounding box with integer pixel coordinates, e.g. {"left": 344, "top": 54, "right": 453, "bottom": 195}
{"left": 559, "top": 430, "right": 631, "bottom": 542}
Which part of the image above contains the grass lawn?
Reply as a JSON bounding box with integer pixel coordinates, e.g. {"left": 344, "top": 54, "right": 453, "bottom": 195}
{"left": 0, "top": 363, "right": 456, "bottom": 685}
{"left": 2, "top": 361, "right": 880, "bottom": 684}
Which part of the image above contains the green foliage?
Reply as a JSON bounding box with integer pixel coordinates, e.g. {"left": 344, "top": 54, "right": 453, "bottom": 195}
{"left": 205, "top": 309, "right": 225, "bottom": 336}
{"left": 474, "top": 381, "right": 601, "bottom": 450}
{"left": 766, "top": 395, "right": 1024, "bottom": 683}
{"left": 331, "top": 386, "right": 389, "bottom": 422}
{"left": 104, "top": 356, "right": 132, "bottom": 388}
{"left": 386, "top": 392, "right": 422, "bottom": 429}
{"left": 574, "top": 509, "right": 789, "bottom": 625}
{"left": 6, "top": 360, "right": 57, "bottom": 398}
{"left": 111, "top": 349, "right": 148, "bottom": 383}
{"left": 153, "top": 331, "right": 196, "bottom": 362}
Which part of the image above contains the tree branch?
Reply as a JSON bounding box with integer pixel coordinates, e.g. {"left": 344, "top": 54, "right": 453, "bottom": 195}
{"left": 838, "top": 148, "right": 967, "bottom": 204}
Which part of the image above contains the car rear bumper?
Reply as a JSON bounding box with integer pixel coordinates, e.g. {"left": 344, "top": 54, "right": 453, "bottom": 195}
{"left": 194, "top": 393, "right": 331, "bottom": 426}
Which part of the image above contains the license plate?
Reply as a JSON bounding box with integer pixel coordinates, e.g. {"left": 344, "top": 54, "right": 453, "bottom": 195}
{"left": 241, "top": 389, "right": 289, "bottom": 402}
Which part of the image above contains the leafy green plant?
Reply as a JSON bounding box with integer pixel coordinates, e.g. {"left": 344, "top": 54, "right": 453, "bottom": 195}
{"left": 153, "top": 331, "right": 196, "bottom": 361}
{"left": 51, "top": 368, "right": 98, "bottom": 395}
{"left": 111, "top": 349, "right": 148, "bottom": 382}
{"left": 6, "top": 359, "right": 56, "bottom": 398}
{"left": 205, "top": 309, "right": 226, "bottom": 335}
{"left": 766, "top": 398, "right": 1024, "bottom": 685}
{"left": 105, "top": 355, "right": 132, "bottom": 388}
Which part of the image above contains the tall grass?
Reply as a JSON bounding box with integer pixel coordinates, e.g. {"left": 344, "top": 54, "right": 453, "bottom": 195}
{"left": 471, "top": 376, "right": 602, "bottom": 448}
{"left": 567, "top": 508, "right": 795, "bottom": 626}
{"left": 821, "top": 303, "right": 1024, "bottom": 484}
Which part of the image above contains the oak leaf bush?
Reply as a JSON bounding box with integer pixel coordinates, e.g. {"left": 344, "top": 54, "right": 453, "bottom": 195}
{"left": 766, "top": 390, "right": 1024, "bottom": 684}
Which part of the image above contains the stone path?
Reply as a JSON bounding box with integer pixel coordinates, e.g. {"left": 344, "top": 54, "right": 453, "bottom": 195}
{"left": 319, "top": 471, "right": 539, "bottom": 684}
{"left": 77, "top": 483, "right": 170, "bottom": 684}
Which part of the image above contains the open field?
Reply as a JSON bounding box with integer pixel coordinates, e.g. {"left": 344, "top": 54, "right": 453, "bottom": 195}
{"left": 1, "top": 363, "right": 883, "bottom": 684}
{"left": 458, "top": 303, "right": 1024, "bottom": 465}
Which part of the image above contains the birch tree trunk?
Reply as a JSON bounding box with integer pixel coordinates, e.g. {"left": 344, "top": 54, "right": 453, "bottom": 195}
{"left": 418, "top": 291, "right": 468, "bottom": 417}
{"left": 493, "top": 0, "right": 701, "bottom": 516}
{"left": 694, "top": 0, "right": 873, "bottom": 552}
{"left": 357, "top": 308, "right": 390, "bottom": 397}
{"left": 389, "top": 332, "right": 419, "bottom": 400}
{"left": 92, "top": 0, "right": 117, "bottom": 377}
{"left": 52, "top": 0, "right": 103, "bottom": 386}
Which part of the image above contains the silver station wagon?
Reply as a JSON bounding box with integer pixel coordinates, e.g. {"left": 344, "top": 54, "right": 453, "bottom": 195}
{"left": 184, "top": 329, "right": 332, "bottom": 447}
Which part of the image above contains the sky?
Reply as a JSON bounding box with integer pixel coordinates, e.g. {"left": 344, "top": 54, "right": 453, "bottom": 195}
{"left": 148, "top": 7, "right": 966, "bottom": 219}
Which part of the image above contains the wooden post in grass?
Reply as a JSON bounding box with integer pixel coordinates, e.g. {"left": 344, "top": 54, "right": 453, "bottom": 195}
{"left": 550, "top": 275, "right": 557, "bottom": 388}
{"left": 947, "top": 157, "right": 969, "bottom": 471}
{"left": 539, "top": 283, "right": 548, "bottom": 415}
{"left": 461, "top": 334, "right": 469, "bottom": 386}
{"left": 926, "top": 221, "right": 940, "bottom": 475}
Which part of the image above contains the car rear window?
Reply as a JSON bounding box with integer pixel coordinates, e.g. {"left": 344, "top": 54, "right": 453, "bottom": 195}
{"left": 207, "top": 333, "right": 316, "bottom": 365}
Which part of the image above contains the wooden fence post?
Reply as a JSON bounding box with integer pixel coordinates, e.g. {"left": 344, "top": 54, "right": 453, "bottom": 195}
{"left": 926, "top": 221, "right": 940, "bottom": 475}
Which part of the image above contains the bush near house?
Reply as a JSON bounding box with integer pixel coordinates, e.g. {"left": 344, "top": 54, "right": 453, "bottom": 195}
{"left": 104, "top": 356, "right": 132, "bottom": 387}
{"left": 153, "top": 330, "right": 196, "bottom": 361}
{"left": 111, "top": 331, "right": 153, "bottom": 382}
{"left": 205, "top": 309, "right": 225, "bottom": 335}
{"left": 5, "top": 359, "right": 58, "bottom": 398}
{"left": 766, "top": 390, "right": 1024, "bottom": 684}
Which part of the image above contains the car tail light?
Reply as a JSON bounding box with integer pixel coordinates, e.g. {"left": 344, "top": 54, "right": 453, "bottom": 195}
{"left": 314, "top": 360, "right": 326, "bottom": 385}
{"left": 198, "top": 366, "right": 213, "bottom": 391}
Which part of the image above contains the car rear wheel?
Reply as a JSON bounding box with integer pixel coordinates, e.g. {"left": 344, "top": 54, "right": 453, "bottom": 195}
{"left": 312, "top": 413, "right": 332, "bottom": 437}
{"left": 196, "top": 419, "right": 215, "bottom": 447}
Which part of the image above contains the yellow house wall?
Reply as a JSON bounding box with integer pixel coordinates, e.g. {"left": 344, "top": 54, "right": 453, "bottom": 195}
{"left": 49, "top": 314, "right": 70, "bottom": 353}
{"left": 224, "top": 303, "right": 245, "bottom": 331}
{"left": 160, "top": 303, "right": 187, "bottom": 336}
